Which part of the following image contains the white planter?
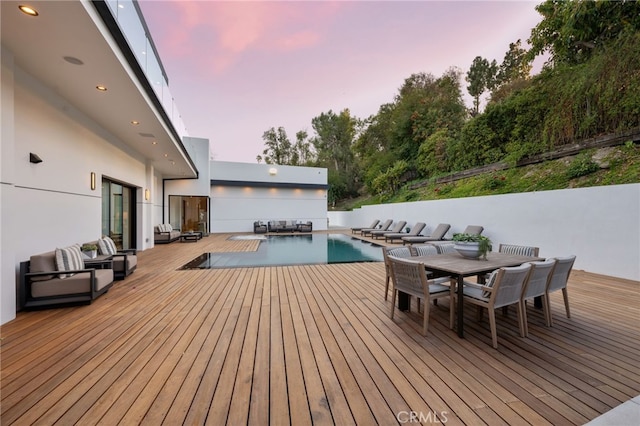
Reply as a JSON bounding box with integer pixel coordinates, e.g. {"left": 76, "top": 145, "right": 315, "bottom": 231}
{"left": 82, "top": 249, "right": 97, "bottom": 259}
{"left": 454, "top": 242, "right": 481, "bottom": 259}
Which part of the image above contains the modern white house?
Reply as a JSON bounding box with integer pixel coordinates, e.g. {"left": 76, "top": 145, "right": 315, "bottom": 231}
{"left": 0, "top": 0, "right": 328, "bottom": 325}
{"left": 2, "top": 1, "right": 638, "bottom": 329}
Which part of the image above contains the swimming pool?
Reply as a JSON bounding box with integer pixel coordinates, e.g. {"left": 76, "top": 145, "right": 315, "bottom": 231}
{"left": 178, "top": 233, "right": 384, "bottom": 269}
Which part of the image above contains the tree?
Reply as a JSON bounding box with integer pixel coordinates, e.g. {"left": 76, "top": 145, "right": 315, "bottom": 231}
{"left": 528, "top": 0, "right": 640, "bottom": 66}
{"left": 257, "top": 127, "right": 293, "bottom": 165}
{"left": 311, "top": 109, "right": 359, "bottom": 198}
{"left": 292, "top": 130, "right": 315, "bottom": 166}
{"left": 496, "top": 39, "right": 532, "bottom": 84}
{"left": 466, "top": 56, "right": 497, "bottom": 116}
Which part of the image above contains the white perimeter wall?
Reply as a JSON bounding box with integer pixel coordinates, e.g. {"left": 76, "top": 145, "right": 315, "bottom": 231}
{"left": 0, "top": 54, "right": 155, "bottom": 324}
{"left": 210, "top": 161, "right": 328, "bottom": 233}
{"left": 329, "top": 184, "right": 640, "bottom": 281}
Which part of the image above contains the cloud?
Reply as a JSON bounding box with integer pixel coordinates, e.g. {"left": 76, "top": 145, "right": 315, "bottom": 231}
{"left": 141, "top": 1, "right": 345, "bottom": 76}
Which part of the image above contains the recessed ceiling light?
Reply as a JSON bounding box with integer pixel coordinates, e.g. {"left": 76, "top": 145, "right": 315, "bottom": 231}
{"left": 96, "top": 85, "right": 107, "bottom": 92}
{"left": 131, "top": 120, "right": 140, "bottom": 125}
{"left": 19, "top": 5, "right": 38, "bottom": 16}
{"left": 152, "top": 141, "right": 157, "bottom": 145}
{"left": 164, "top": 153, "right": 168, "bottom": 157}
{"left": 63, "top": 56, "right": 84, "bottom": 65}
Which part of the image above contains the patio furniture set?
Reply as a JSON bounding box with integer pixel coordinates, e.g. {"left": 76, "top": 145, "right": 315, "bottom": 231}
{"left": 253, "top": 220, "right": 313, "bottom": 234}
{"left": 154, "top": 223, "right": 203, "bottom": 243}
{"left": 381, "top": 238, "right": 576, "bottom": 348}
{"left": 18, "top": 235, "right": 137, "bottom": 309}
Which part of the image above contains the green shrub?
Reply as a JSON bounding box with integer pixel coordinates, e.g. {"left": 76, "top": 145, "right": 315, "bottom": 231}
{"left": 566, "top": 153, "right": 600, "bottom": 179}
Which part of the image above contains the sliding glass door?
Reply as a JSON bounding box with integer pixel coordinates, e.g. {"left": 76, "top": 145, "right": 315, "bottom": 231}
{"left": 169, "top": 195, "right": 209, "bottom": 235}
{"left": 102, "top": 179, "right": 136, "bottom": 249}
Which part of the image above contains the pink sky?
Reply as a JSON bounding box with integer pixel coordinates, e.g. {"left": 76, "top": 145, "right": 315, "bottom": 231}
{"left": 139, "top": 1, "right": 544, "bottom": 163}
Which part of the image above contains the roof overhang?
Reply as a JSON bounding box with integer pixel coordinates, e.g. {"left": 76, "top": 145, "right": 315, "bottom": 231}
{"left": 211, "top": 180, "right": 329, "bottom": 190}
{"left": 1, "top": 0, "right": 197, "bottom": 179}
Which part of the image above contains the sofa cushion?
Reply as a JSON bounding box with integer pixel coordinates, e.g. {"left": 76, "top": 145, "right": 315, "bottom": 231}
{"left": 95, "top": 269, "right": 114, "bottom": 291}
{"left": 31, "top": 273, "right": 90, "bottom": 297}
{"left": 29, "top": 251, "right": 57, "bottom": 282}
{"left": 113, "top": 254, "right": 137, "bottom": 272}
{"left": 55, "top": 245, "right": 84, "bottom": 278}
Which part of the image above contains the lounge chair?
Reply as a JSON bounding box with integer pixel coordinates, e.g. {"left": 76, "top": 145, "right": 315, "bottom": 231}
{"left": 361, "top": 219, "right": 392, "bottom": 237}
{"left": 384, "top": 222, "right": 426, "bottom": 243}
{"left": 460, "top": 225, "right": 484, "bottom": 235}
{"left": 351, "top": 219, "right": 379, "bottom": 234}
{"left": 371, "top": 221, "right": 406, "bottom": 240}
{"left": 402, "top": 223, "right": 451, "bottom": 245}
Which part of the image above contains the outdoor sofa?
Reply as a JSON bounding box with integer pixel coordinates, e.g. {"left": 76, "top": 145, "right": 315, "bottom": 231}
{"left": 154, "top": 224, "right": 181, "bottom": 244}
{"left": 19, "top": 247, "right": 114, "bottom": 309}
{"left": 86, "top": 237, "right": 137, "bottom": 280}
{"left": 267, "top": 220, "right": 313, "bottom": 233}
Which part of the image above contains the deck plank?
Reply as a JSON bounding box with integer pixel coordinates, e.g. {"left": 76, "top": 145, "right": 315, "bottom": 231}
{"left": 1, "top": 231, "right": 639, "bottom": 425}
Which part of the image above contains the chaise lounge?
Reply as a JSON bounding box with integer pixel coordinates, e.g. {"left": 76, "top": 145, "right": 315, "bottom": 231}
{"left": 362, "top": 219, "right": 392, "bottom": 237}
{"left": 384, "top": 222, "right": 426, "bottom": 243}
{"left": 371, "top": 221, "right": 407, "bottom": 240}
{"left": 401, "top": 223, "right": 451, "bottom": 245}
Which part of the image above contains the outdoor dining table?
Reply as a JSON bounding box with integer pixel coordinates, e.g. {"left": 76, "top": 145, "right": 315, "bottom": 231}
{"left": 410, "top": 251, "right": 543, "bottom": 338}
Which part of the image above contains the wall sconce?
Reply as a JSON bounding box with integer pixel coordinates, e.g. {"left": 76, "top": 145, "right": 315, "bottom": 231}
{"left": 29, "top": 153, "right": 43, "bottom": 164}
{"left": 90, "top": 172, "right": 96, "bottom": 190}
{"left": 269, "top": 167, "right": 278, "bottom": 176}
{"left": 144, "top": 189, "right": 150, "bottom": 201}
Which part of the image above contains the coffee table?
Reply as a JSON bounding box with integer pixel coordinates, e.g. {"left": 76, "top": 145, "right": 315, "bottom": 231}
{"left": 180, "top": 232, "right": 202, "bottom": 242}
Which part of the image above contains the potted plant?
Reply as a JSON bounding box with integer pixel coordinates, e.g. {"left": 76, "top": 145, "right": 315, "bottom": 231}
{"left": 405, "top": 226, "right": 411, "bottom": 233}
{"left": 452, "top": 233, "right": 492, "bottom": 260}
{"left": 81, "top": 243, "right": 98, "bottom": 259}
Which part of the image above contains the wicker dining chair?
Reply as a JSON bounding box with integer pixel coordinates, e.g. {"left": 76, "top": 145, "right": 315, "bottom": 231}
{"left": 388, "top": 256, "right": 454, "bottom": 335}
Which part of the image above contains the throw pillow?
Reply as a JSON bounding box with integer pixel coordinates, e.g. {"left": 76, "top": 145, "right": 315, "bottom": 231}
{"left": 55, "top": 245, "right": 84, "bottom": 278}
{"left": 482, "top": 270, "right": 499, "bottom": 298}
{"left": 98, "top": 236, "right": 117, "bottom": 255}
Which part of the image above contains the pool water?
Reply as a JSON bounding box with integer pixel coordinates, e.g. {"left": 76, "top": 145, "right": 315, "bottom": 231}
{"left": 178, "top": 233, "right": 384, "bottom": 269}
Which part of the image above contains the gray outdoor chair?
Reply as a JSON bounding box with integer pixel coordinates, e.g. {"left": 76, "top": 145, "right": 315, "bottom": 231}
{"left": 388, "top": 256, "right": 454, "bottom": 335}
{"left": 382, "top": 246, "right": 413, "bottom": 301}
{"left": 462, "top": 263, "right": 532, "bottom": 348}
{"left": 401, "top": 223, "right": 451, "bottom": 245}
{"left": 371, "top": 221, "right": 406, "bottom": 240}
{"left": 545, "top": 255, "right": 576, "bottom": 326}
{"left": 351, "top": 219, "right": 379, "bottom": 234}
{"left": 362, "top": 219, "right": 392, "bottom": 237}
{"left": 384, "top": 222, "right": 426, "bottom": 243}
{"left": 521, "top": 259, "right": 557, "bottom": 335}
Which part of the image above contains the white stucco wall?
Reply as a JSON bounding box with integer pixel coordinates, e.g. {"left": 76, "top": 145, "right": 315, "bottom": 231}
{"left": 0, "top": 57, "right": 155, "bottom": 324}
{"left": 211, "top": 161, "right": 327, "bottom": 185}
{"left": 161, "top": 137, "right": 211, "bottom": 228}
{"left": 210, "top": 161, "right": 328, "bottom": 233}
{"left": 329, "top": 184, "right": 640, "bottom": 281}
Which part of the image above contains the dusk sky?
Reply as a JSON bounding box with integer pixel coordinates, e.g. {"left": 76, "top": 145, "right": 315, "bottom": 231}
{"left": 138, "top": 1, "right": 545, "bottom": 163}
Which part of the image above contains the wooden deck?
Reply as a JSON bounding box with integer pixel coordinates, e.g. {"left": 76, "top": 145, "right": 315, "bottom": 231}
{"left": 2, "top": 231, "right": 639, "bottom": 425}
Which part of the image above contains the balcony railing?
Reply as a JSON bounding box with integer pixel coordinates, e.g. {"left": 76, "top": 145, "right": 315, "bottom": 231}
{"left": 104, "top": 0, "right": 188, "bottom": 139}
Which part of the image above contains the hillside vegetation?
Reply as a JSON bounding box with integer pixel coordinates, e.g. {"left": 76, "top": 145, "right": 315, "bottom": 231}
{"left": 335, "top": 142, "right": 640, "bottom": 211}
{"left": 256, "top": 1, "right": 640, "bottom": 207}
